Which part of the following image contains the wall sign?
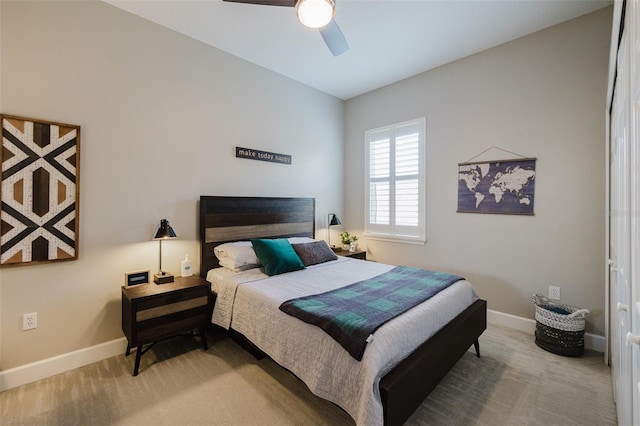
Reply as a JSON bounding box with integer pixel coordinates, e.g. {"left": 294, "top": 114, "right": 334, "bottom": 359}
{"left": 1, "top": 114, "right": 80, "bottom": 266}
{"left": 236, "top": 146, "right": 291, "bottom": 165}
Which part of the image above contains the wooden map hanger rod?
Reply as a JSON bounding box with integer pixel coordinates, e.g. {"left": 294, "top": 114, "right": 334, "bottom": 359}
{"left": 462, "top": 146, "right": 534, "bottom": 166}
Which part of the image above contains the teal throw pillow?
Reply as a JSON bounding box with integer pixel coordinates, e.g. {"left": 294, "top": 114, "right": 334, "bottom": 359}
{"left": 250, "top": 238, "right": 305, "bottom": 276}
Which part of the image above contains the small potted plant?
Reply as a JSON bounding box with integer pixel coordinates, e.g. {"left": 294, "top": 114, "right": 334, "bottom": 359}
{"left": 339, "top": 231, "right": 358, "bottom": 251}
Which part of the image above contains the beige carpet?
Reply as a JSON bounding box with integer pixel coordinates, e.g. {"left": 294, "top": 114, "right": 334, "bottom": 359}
{"left": 0, "top": 324, "right": 616, "bottom": 426}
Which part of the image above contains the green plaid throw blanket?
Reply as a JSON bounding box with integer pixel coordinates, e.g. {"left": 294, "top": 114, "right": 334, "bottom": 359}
{"left": 279, "top": 266, "right": 464, "bottom": 361}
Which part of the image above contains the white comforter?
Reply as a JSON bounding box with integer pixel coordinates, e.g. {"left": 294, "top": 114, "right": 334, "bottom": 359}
{"left": 208, "top": 257, "right": 478, "bottom": 426}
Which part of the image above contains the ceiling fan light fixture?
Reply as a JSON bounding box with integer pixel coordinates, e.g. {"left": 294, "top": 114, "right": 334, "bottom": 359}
{"left": 296, "top": 0, "right": 335, "bottom": 29}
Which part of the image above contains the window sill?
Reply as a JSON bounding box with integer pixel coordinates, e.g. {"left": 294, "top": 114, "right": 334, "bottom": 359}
{"left": 363, "top": 233, "right": 426, "bottom": 245}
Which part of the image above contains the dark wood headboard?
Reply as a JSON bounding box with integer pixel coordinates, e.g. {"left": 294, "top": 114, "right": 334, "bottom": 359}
{"left": 199, "top": 196, "right": 315, "bottom": 277}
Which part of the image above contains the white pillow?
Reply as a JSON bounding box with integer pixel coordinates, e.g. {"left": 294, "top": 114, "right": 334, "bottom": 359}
{"left": 214, "top": 241, "right": 260, "bottom": 270}
{"left": 218, "top": 258, "right": 260, "bottom": 272}
{"left": 287, "top": 237, "right": 317, "bottom": 244}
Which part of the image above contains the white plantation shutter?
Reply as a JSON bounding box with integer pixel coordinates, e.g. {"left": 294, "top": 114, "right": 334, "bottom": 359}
{"left": 369, "top": 128, "right": 390, "bottom": 225}
{"left": 365, "top": 118, "right": 426, "bottom": 243}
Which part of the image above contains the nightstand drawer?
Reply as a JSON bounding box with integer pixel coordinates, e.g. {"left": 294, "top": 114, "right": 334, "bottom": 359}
{"left": 137, "top": 295, "right": 208, "bottom": 321}
{"left": 137, "top": 309, "right": 209, "bottom": 342}
{"left": 136, "top": 286, "right": 209, "bottom": 311}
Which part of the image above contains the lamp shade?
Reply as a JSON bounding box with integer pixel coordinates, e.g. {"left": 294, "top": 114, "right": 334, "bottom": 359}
{"left": 154, "top": 219, "right": 177, "bottom": 240}
{"left": 296, "top": 0, "right": 335, "bottom": 29}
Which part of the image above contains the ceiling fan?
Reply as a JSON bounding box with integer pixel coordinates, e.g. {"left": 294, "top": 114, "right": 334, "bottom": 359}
{"left": 222, "top": 0, "right": 349, "bottom": 56}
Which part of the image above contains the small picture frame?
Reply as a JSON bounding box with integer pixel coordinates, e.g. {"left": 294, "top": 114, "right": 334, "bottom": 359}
{"left": 125, "top": 270, "right": 150, "bottom": 287}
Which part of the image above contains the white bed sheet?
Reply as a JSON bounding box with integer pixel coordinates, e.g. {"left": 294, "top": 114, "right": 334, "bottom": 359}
{"left": 206, "top": 267, "right": 238, "bottom": 295}
{"left": 210, "top": 257, "right": 478, "bottom": 426}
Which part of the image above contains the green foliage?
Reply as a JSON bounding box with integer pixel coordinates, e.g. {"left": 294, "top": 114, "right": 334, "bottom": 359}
{"left": 339, "top": 231, "right": 358, "bottom": 245}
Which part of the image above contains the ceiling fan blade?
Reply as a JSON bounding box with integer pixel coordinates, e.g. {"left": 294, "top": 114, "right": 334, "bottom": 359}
{"left": 222, "top": 0, "right": 295, "bottom": 6}
{"left": 320, "top": 19, "right": 349, "bottom": 56}
{"left": 223, "top": 0, "right": 349, "bottom": 56}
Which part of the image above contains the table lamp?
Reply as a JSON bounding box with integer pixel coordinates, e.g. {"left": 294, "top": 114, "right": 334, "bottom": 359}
{"left": 153, "top": 219, "right": 177, "bottom": 284}
{"left": 327, "top": 213, "right": 341, "bottom": 251}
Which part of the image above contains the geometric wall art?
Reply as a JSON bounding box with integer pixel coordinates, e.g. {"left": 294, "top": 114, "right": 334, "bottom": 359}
{"left": 1, "top": 115, "right": 80, "bottom": 266}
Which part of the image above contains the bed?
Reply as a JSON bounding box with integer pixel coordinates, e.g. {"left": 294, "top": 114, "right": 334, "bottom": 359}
{"left": 199, "top": 196, "right": 487, "bottom": 426}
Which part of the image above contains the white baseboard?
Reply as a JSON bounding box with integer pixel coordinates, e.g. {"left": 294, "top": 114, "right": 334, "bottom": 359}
{"left": 0, "top": 310, "right": 606, "bottom": 392}
{"left": 0, "top": 337, "right": 128, "bottom": 392}
{"left": 487, "top": 309, "right": 605, "bottom": 353}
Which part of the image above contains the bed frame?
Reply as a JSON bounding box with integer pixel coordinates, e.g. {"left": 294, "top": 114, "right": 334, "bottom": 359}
{"left": 199, "top": 196, "right": 487, "bottom": 426}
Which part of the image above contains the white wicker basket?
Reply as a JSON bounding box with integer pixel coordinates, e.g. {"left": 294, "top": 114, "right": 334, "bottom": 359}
{"left": 532, "top": 294, "right": 590, "bottom": 356}
{"left": 532, "top": 294, "right": 589, "bottom": 332}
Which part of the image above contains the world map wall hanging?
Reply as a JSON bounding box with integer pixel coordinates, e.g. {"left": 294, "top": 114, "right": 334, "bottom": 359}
{"left": 457, "top": 157, "right": 536, "bottom": 215}
{"left": 1, "top": 115, "right": 80, "bottom": 266}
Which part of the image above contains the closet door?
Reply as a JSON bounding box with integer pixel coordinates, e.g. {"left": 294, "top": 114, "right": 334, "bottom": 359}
{"left": 608, "top": 2, "right": 640, "bottom": 424}
{"left": 629, "top": 0, "right": 640, "bottom": 423}
{"left": 610, "top": 24, "right": 633, "bottom": 426}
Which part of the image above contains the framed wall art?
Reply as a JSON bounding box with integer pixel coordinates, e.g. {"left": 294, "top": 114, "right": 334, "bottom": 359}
{"left": 1, "top": 114, "right": 80, "bottom": 266}
{"left": 457, "top": 157, "right": 536, "bottom": 215}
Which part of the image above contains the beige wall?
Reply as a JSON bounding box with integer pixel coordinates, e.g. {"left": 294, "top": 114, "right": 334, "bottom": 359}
{"left": 0, "top": 0, "right": 344, "bottom": 370}
{"left": 344, "top": 7, "right": 612, "bottom": 335}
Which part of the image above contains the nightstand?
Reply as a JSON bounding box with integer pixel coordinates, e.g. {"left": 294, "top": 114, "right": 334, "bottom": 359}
{"left": 335, "top": 249, "right": 366, "bottom": 260}
{"left": 121, "top": 275, "right": 211, "bottom": 376}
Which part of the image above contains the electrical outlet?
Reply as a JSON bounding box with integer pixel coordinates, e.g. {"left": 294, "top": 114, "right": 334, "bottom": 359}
{"left": 23, "top": 312, "right": 37, "bottom": 330}
{"left": 549, "top": 286, "right": 561, "bottom": 301}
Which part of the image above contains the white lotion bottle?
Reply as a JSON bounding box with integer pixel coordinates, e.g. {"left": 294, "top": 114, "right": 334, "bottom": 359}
{"left": 181, "top": 254, "right": 193, "bottom": 277}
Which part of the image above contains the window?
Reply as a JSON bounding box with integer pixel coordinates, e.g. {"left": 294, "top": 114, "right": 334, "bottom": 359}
{"left": 364, "top": 117, "right": 426, "bottom": 244}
